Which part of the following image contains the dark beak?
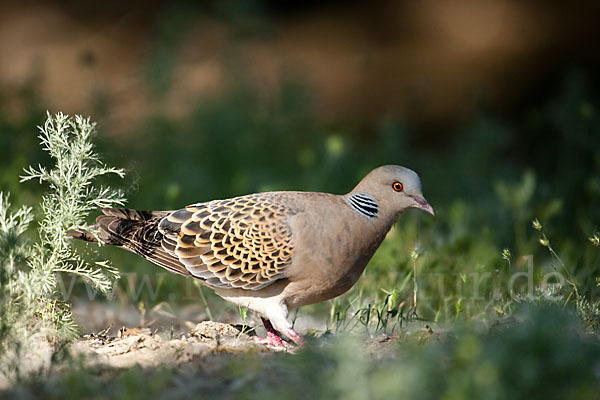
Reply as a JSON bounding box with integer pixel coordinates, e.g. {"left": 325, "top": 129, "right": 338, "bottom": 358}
{"left": 411, "top": 196, "right": 435, "bottom": 216}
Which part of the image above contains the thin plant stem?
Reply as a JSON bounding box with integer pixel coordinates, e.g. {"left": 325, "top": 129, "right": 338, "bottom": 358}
{"left": 198, "top": 284, "right": 214, "bottom": 321}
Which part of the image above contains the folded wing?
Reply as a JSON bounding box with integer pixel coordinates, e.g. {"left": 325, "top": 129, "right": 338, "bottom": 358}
{"left": 158, "top": 194, "right": 296, "bottom": 290}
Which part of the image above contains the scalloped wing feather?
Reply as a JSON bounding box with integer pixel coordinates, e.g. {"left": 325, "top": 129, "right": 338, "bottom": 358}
{"left": 158, "top": 193, "right": 296, "bottom": 290}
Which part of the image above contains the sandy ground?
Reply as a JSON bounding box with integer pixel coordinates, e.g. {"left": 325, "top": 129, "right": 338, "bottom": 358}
{"left": 0, "top": 300, "right": 448, "bottom": 390}
{"left": 0, "top": 321, "right": 271, "bottom": 391}
{"left": 67, "top": 318, "right": 439, "bottom": 372}
{"left": 71, "top": 321, "right": 269, "bottom": 369}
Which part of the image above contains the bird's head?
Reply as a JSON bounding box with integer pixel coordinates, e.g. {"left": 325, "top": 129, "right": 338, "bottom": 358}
{"left": 349, "top": 165, "right": 435, "bottom": 218}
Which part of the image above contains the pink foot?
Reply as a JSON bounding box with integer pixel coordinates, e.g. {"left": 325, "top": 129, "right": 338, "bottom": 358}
{"left": 256, "top": 318, "right": 296, "bottom": 350}
{"left": 282, "top": 328, "right": 305, "bottom": 346}
{"left": 255, "top": 331, "right": 293, "bottom": 349}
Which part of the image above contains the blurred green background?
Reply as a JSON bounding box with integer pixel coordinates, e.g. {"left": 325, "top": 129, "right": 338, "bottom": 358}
{"left": 2, "top": 1, "right": 600, "bottom": 398}
{"left": 0, "top": 0, "right": 599, "bottom": 327}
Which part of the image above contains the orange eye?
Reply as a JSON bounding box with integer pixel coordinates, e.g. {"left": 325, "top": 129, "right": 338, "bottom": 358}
{"left": 392, "top": 181, "right": 404, "bottom": 192}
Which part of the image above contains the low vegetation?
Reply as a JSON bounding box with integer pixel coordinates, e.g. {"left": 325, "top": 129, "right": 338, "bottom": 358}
{"left": 0, "top": 113, "right": 124, "bottom": 382}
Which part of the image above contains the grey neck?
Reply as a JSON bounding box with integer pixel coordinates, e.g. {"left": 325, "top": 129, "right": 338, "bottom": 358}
{"left": 347, "top": 193, "right": 379, "bottom": 218}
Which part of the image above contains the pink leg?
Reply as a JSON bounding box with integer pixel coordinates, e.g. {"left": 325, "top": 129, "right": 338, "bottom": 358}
{"left": 255, "top": 318, "right": 293, "bottom": 349}
{"left": 281, "top": 327, "right": 305, "bottom": 346}
{"left": 265, "top": 317, "right": 305, "bottom": 346}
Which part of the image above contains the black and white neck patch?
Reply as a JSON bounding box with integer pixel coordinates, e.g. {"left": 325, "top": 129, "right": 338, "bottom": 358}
{"left": 347, "top": 193, "right": 379, "bottom": 218}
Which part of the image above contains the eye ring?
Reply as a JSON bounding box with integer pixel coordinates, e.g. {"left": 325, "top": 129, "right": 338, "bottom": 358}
{"left": 392, "top": 181, "right": 404, "bottom": 192}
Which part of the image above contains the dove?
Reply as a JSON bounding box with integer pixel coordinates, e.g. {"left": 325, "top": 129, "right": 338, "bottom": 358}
{"left": 70, "top": 165, "right": 434, "bottom": 347}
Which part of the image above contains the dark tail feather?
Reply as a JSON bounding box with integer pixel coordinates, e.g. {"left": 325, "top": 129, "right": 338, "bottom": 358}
{"left": 68, "top": 229, "right": 99, "bottom": 243}
{"left": 100, "top": 208, "right": 171, "bottom": 221}
{"left": 69, "top": 208, "right": 192, "bottom": 278}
